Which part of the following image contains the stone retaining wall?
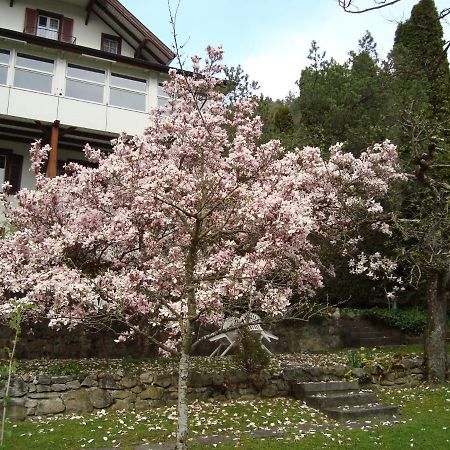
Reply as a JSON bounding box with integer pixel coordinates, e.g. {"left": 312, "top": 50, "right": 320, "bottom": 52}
{"left": 1, "top": 356, "right": 428, "bottom": 420}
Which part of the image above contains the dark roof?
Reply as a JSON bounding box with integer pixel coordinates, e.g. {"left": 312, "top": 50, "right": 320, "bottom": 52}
{"left": 90, "top": 0, "right": 175, "bottom": 65}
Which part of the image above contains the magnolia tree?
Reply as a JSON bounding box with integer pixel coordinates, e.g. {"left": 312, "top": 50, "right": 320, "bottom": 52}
{"left": 0, "top": 48, "right": 403, "bottom": 448}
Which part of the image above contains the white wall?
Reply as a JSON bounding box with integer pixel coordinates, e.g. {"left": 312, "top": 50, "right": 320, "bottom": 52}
{"left": 0, "top": 0, "right": 135, "bottom": 57}
{"left": 0, "top": 41, "right": 160, "bottom": 134}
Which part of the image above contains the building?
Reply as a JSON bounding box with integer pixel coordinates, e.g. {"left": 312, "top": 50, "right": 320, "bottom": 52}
{"left": 0, "top": 0, "right": 174, "bottom": 201}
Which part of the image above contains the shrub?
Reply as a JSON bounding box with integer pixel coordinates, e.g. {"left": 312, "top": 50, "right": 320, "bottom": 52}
{"left": 235, "top": 329, "right": 270, "bottom": 374}
{"left": 362, "top": 307, "right": 427, "bottom": 336}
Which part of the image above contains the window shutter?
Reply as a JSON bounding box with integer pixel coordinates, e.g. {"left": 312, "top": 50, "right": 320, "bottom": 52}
{"left": 60, "top": 17, "right": 74, "bottom": 43}
{"left": 24, "top": 8, "right": 38, "bottom": 35}
{"left": 6, "top": 154, "right": 23, "bottom": 194}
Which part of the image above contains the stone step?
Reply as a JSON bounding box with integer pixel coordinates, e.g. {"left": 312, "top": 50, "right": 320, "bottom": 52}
{"left": 292, "top": 381, "right": 359, "bottom": 399}
{"left": 306, "top": 391, "right": 378, "bottom": 409}
{"left": 322, "top": 404, "right": 398, "bottom": 421}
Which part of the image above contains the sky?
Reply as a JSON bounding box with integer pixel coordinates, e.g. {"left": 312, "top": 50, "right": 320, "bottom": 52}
{"left": 121, "top": 0, "right": 450, "bottom": 99}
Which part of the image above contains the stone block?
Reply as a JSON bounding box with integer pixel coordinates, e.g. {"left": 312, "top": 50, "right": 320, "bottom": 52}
{"left": 304, "top": 366, "right": 324, "bottom": 378}
{"left": 282, "top": 367, "right": 307, "bottom": 382}
{"left": 351, "top": 368, "right": 365, "bottom": 379}
{"left": 37, "top": 375, "right": 51, "bottom": 385}
{"left": 138, "top": 386, "right": 164, "bottom": 400}
{"left": 261, "top": 384, "right": 278, "bottom": 398}
{"left": 81, "top": 375, "right": 98, "bottom": 387}
{"left": 24, "top": 399, "right": 38, "bottom": 408}
{"left": 4, "top": 378, "right": 28, "bottom": 397}
{"left": 36, "top": 385, "right": 51, "bottom": 393}
{"left": 227, "top": 371, "right": 247, "bottom": 384}
{"left": 121, "top": 377, "right": 137, "bottom": 389}
{"left": 51, "top": 376, "right": 72, "bottom": 384}
{"left": 36, "top": 398, "right": 65, "bottom": 415}
{"left": 62, "top": 389, "right": 93, "bottom": 413}
{"left": 66, "top": 380, "right": 81, "bottom": 390}
{"left": 212, "top": 373, "right": 224, "bottom": 386}
{"left": 153, "top": 374, "right": 173, "bottom": 388}
{"left": 29, "top": 392, "right": 61, "bottom": 399}
{"left": 99, "top": 375, "right": 119, "bottom": 390}
{"left": 110, "top": 390, "right": 132, "bottom": 400}
{"left": 384, "top": 372, "right": 396, "bottom": 382}
{"left": 88, "top": 388, "right": 113, "bottom": 409}
{"left": 139, "top": 372, "right": 153, "bottom": 384}
{"left": 51, "top": 384, "right": 67, "bottom": 392}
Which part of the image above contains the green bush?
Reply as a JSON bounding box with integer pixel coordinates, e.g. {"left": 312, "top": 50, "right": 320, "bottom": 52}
{"left": 235, "top": 329, "right": 270, "bottom": 374}
{"left": 361, "top": 307, "right": 427, "bottom": 336}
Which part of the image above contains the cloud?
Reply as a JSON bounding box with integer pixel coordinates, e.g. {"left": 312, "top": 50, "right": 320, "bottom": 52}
{"left": 241, "top": 33, "right": 310, "bottom": 100}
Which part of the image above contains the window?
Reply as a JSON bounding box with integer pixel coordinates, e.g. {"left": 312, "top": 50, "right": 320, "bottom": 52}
{"left": 0, "top": 49, "right": 9, "bottom": 85}
{"left": 110, "top": 73, "right": 146, "bottom": 111}
{"left": 0, "top": 150, "right": 23, "bottom": 194}
{"left": 66, "top": 64, "right": 105, "bottom": 103}
{"left": 157, "top": 81, "right": 170, "bottom": 107}
{"left": 14, "top": 53, "right": 54, "bottom": 93}
{"left": 24, "top": 9, "right": 74, "bottom": 43}
{"left": 101, "top": 34, "right": 121, "bottom": 55}
{"left": 37, "top": 15, "right": 60, "bottom": 40}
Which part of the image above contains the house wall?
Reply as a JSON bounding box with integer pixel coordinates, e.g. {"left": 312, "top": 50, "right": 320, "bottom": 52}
{"left": 0, "top": 0, "right": 135, "bottom": 57}
{"left": 0, "top": 39, "right": 160, "bottom": 134}
{"left": 0, "top": 0, "right": 170, "bottom": 216}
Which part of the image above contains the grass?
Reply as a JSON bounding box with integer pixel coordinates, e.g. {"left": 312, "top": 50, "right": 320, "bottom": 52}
{"left": 2, "top": 383, "right": 449, "bottom": 449}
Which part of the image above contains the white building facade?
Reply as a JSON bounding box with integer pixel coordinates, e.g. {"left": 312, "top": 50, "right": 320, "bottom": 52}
{"left": 0, "top": 0, "right": 173, "bottom": 204}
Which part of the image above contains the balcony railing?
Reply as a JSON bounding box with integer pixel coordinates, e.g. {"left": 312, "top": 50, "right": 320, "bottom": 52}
{"left": 24, "top": 26, "right": 76, "bottom": 44}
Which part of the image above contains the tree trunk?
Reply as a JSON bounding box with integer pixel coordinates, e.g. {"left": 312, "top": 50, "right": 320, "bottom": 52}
{"left": 176, "top": 348, "right": 190, "bottom": 450}
{"left": 424, "top": 269, "right": 449, "bottom": 383}
{"left": 176, "top": 218, "right": 201, "bottom": 449}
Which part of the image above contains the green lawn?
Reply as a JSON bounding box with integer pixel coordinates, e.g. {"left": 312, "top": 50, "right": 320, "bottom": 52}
{"left": 3, "top": 383, "right": 449, "bottom": 449}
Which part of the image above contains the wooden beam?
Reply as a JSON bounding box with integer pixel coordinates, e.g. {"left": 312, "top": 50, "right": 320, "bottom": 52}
{"left": 47, "top": 120, "right": 60, "bottom": 178}
{"left": 85, "top": 0, "right": 96, "bottom": 25}
{"left": 0, "top": 134, "right": 35, "bottom": 145}
{"left": 134, "top": 38, "right": 149, "bottom": 59}
{"left": 58, "top": 126, "right": 77, "bottom": 138}
{"left": 0, "top": 126, "right": 42, "bottom": 139}
{"left": 93, "top": 1, "right": 166, "bottom": 65}
{"left": 0, "top": 117, "right": 41, "bottom": 130}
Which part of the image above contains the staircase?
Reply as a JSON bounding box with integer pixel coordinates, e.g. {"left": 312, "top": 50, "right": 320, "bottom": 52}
{"left": 292, "top": 380, "right": 399, "bottom": 421}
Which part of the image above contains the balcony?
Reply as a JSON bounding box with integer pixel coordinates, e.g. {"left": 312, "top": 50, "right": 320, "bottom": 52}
{"left": 24, "top": 26, "right": 76, "bottom": 45}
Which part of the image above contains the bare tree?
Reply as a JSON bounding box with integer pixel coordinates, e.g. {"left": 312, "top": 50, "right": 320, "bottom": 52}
{"left": 338, "top": 0, "right": 450, "bottom": 19}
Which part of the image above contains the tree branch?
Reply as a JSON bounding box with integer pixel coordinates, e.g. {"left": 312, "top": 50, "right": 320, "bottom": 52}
{"left": 338, "top": 0, "right": 401, "bottom": 14}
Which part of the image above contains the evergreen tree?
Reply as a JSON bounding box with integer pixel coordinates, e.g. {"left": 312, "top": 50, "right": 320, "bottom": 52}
{"left": 392, "top": 0, "right": 450, "bottom": 141}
